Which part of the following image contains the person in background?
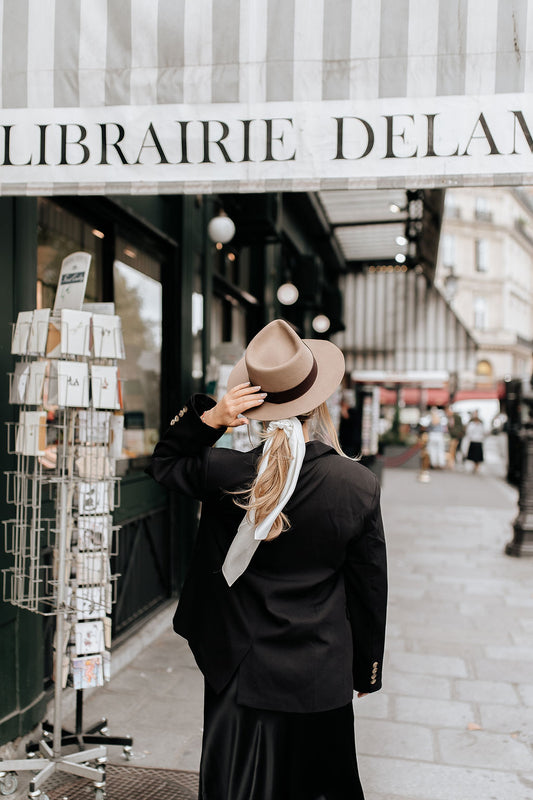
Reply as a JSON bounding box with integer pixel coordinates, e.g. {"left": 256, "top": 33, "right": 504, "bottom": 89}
{"left": 427, "top": 406, "right": 447, "bottom": 469}
{"left": 445, "top": 405, "right": 465, "bottom": 470}
{"left": 465, "top": 410, "right": 485, "bottom": 474}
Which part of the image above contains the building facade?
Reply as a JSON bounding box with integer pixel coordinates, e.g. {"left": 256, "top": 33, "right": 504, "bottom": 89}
{"left": 436, "top": 188, "right": 533, "bottom": 387}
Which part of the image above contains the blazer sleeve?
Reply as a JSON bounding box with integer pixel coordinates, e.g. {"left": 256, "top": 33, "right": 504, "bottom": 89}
{"left": 343, "top": 479, "right": 388, "bottom": 694}
{"left": 146, "top": 394, "right": 227, "bottom": 501}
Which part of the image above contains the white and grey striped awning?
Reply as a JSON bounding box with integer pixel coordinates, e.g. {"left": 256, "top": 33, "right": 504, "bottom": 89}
{"left": 1, "top": 0, "right": 533, "bottom": 195}
{"left": 339, "top": 270, "right": 477, "bottom": 375}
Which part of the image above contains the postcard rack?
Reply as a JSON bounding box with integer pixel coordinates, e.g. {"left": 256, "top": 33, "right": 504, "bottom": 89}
{"left": 0, "top": 302, "right": 132, "bottom": 800}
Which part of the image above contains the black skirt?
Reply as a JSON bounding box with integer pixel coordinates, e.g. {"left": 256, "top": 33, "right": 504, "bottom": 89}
{"left": 467, "top": 441, "right": 484, "bottom": 463}
{"left": 199, "top": 673, "right": 365, "bottom": 800}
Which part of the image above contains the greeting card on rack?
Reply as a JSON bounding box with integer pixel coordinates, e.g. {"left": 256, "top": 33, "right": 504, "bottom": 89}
{"left": 109, "top": 414, "right": 124, "bottom": 459}
{"left": 76, "top": 445, "right": 114, "bottom": 480}
{"left": 27, "top": 309, "right": 51, "bottom": 355}
{"left": 77, "top": 481, "right": 113, "bottom": 515}
{"left": 49, "top": 361, "right": 89, "bottom": 408}
{"left": 78, "top": 410, "right": 111, "bottom": 444}
{"left": 15, "top": 411, "right": 47, "bottom": 456}
{"left": 77, "top": 515, "right": 112, "bottom": 551}
{"left": 25, "top": 361, "right": 48, "bottom": 405}
{"left": 60, "top": 309, "right": 92, "bottom": 356}
{"left": 92, "top": 314, "right": 125, "bottom": 359}
{"left": 76, "top": 552, "right": 110, "bottom": 585}
{"left": 91, "top": 365, "right": 120, "bottom": 410}
{"left": 75, "top": 585, "right": 109, "bottom": 619}
{"left": 9, "top": 362, "right": 30, "bottom": 404}
{"left": 71, "top": 654, "right": 104, "bottom": 689}
{"left": 11, "top": 311, "right": 34, "bottom": 355}
{"left": 53, "top": 252, "right": 92, "bottom": 312}
{"left": 75, "top": 620, "right": 105, "bottom": 655}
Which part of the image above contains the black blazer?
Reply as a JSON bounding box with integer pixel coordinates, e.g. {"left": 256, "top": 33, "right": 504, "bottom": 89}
{"left": 148, "top": 394, "right": 387, "bottom": 713}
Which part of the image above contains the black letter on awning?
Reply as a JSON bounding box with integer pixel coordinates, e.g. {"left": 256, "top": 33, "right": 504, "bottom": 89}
{"left": 59, "top": 124, "right": 90, "bottom": 165}
{"left": 333, "top": 117, "right": 374, "bottom": 159}
{"left": 510, "top": 111, "right": 533, "bottom": 154}
{"left": 99, "top": 123, "right": 129, "bottom": 165}
{"left": 201, "top": 120, "right": 233, "bottom": 163}
{"left": 263, "top": 118, "right": 296, "bottom": 162}
{"left": 1, "top": 125, "right": 32, "bottom": 166}
{"left": 135, "top": 123, "right": 170, "bottom": 164}
{"left": 462, "top": 113, "right": 501, "bottom": 156}
{"left": 383, "top": 115, "right": 418, "bottom": 158}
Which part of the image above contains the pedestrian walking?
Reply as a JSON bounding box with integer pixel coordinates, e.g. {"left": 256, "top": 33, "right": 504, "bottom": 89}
{"left": 426, "top": 407, "right": 447, "bottom": 468}
{"left": 148, "top": 319, "right": 388, "bottom": 800}
{"left": 445, "top": 405, "right": 465, "bottom": 469}
{"left": 464, "top": 410, "right": 485, "bottom": 473}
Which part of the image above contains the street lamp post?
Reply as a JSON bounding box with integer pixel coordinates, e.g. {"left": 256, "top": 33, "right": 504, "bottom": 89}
{"left": 506, "top": 391, "right": 533, "bottom": 557}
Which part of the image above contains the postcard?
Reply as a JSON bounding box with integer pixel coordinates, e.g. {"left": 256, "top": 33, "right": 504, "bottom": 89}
{"left": 11, "top": 311, "right": 34, "bottom": 355}
{"left": 77, "top": 481, "right": 114, "bottom": 515}
{"left": 75, "top": 620, "right": 105, "bottom": 655}
{"left": 91, "top": 365, "right": 120, "bottom": 410}
{"left": 109, "top": 414, "right": 124, "bottom": 459}
{"left": 45, "top": 317, "right": 61, "bottom": 358}
{"left": 78, "top": 410, "right": 111, "bottom": 444}
{"left": 9, "top": 362, "right": 30, "bottom": 404}
{"left": 15, "top": 411, "right": 47, "bottom": 456}
{"left": 92, "top": 314, "right": 125, "bottom": 359}
{"left": 71, "top": 654, "right": 104, "bottom": 690}
{"left": 75, "top": 586, "right": 108, "bottom": 620}
{"left": 53, "top": 252, "right": 92, "bottom": 312}
{"left": 77, "top": 515, "right": 112, "bottom": 551}
{"left": 25, "top": 361, "right": 48, "bottom": 405}
{"left": 60, "top": 309, "right": 92, "bottom": 356}
{"left": 49, "top": 361, "right": 89, "bottom": 408}
{"left": 76, "top": 552, "right": 110, "bottom": 585}
{"left": 76, "top": 445, "right": 115, "bottom": 480}
{"left": 27, "top": 309, "right": 51, "bottom": 355}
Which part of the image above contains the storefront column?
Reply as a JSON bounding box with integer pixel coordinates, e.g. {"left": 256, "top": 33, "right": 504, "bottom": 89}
{"left": 0, "top": 198, "right": 46, "bottom": 746}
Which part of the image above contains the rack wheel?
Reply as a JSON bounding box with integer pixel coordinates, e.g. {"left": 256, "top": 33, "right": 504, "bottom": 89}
{"left": 94, "top": 788, "right": 105, "bottom": 800}
{"left": 0, "top": 772, "right": 18, "bottom": 795}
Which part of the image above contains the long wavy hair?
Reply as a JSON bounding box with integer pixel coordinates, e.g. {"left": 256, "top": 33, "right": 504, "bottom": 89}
{"left": 232, "top": 402, "right": 348, "bottom": 541}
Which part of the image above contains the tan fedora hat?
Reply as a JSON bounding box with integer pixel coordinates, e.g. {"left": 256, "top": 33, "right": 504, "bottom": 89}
{"left": 227, "top": 319, "right": 345, "bottom": 421}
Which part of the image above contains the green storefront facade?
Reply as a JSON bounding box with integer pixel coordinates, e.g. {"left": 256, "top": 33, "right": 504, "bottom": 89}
{"left": 0, "top": 190, "right": 345, "bottom": 746}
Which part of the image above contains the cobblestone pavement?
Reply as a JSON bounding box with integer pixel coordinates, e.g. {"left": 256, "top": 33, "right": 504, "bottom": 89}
{"left": 14, "top": 451, "right": 532, "bottom": 800}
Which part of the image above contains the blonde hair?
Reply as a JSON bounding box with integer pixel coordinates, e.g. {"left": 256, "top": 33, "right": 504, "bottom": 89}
{"left": 233, "top": 402, "right": 347, "bottom": 541}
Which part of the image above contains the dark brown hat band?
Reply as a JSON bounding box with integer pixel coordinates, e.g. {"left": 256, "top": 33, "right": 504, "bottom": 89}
{"left": 263, "top": 356, "right": 318, "bottom": 404}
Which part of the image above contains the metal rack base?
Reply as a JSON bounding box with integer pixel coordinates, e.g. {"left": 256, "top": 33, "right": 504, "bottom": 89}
{"left": 0, "top": 740, "right": 107, "bottom": 799}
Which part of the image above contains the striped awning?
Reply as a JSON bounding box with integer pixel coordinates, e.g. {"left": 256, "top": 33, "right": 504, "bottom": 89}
{"left": 340, "top": 270, "right": 477, "bottom": 376}
{"left": 1, "top": 0, "right": 533, "bottom": 195}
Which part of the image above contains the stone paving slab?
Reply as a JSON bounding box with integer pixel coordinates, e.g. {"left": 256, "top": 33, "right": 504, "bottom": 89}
{"left": 71, "top": 467, "right": 533, "bottom": 800}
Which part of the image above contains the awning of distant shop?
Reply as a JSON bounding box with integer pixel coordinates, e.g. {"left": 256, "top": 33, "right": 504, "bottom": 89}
{"left": 1, "top": 1, "right": 533, "bottom": 196}
{"left": 342, "top": 269, "right": 477, "bottom": 378}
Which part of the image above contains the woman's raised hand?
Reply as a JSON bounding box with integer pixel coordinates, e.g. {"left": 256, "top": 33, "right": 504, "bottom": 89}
{"left": 201, "top": 383, "right": 266, "bottom": 429}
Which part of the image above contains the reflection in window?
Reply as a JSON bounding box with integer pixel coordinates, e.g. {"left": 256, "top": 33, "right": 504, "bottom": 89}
{"left": 113, "top": 253, "right": 162, "bottom": 466}
{"left": 37, "top": 199, "right": 103, "bottom": 309}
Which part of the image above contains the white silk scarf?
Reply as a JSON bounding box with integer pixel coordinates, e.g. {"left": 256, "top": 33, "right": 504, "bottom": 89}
{"left": 222, "top": 417, "right": 306, "bottom": 586}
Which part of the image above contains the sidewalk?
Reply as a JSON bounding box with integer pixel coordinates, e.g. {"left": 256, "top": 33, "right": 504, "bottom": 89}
{"left": 17, "top": 463, "right": 533, "bottom": 799}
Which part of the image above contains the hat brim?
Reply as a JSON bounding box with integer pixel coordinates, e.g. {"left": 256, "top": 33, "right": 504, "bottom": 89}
{"left": 226, "top": 339, "right": 345, "bottom": 421}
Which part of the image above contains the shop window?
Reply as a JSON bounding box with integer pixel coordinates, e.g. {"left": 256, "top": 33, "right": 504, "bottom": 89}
{"left": 475, "top": 197, "right": 492, "bottom": 222}
{"left": 475, "top": 239, "right": 489, "bottom": 272}
{"left": 441, "top": 234, "right": 456, "bottom": 269}
{"left": 113, "top": 238, "right": 162, "bottom": 467}
{"left": 474, "top": 296, "right": 488, "bottom": 330}
{"left": 37, "top": 199, "right": 104, "bottom": 308}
